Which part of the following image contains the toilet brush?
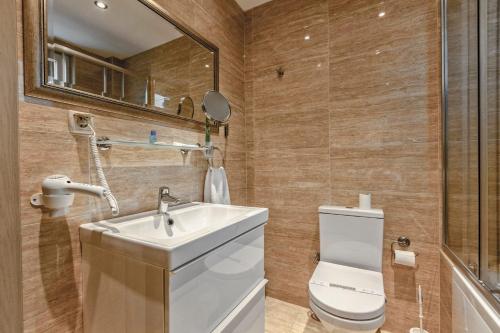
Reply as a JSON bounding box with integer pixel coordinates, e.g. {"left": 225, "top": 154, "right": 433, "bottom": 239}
{"left": 409, "top": 285, "right": 429, "bottom": 333}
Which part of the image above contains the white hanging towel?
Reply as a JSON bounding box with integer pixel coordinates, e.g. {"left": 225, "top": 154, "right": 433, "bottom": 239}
{"left": 204, "top": 166, "right": 231, "bottom": 204}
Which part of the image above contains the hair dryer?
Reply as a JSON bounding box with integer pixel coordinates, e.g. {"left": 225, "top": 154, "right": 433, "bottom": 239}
{"left": 31, "top": 175, "right": 109, "bottom": 217}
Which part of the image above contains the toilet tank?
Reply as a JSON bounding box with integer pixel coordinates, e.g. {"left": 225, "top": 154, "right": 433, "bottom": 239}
{"left": 319, "top": 206, "right": 384, "bottom": 272}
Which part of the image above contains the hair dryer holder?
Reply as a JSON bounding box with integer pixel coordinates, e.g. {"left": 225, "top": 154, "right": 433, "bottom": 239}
{"left": 31, "top": 192, "right": 75, "bottom": 218}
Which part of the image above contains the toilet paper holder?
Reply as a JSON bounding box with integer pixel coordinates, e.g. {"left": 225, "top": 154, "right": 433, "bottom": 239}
{"left": 391, "top": 236, "right": 419, "bottom": 267}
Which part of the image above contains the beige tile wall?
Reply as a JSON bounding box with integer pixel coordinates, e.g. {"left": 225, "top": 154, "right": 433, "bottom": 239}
{"left": 245, "top": 0, "right": 442, "bottom": 332}
{"left": 17, "top": 0, "right": 245, "bottom": 331}
{"left": 17, "top": 0, "right": 445, "bottom": 331}
{"left": 0, "top": 0, "right": 23, "bottom": 332}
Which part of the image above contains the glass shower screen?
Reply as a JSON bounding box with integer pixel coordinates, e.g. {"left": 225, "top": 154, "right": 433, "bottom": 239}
{"left": 443, "top": 0, "right": 499, "bottom": 303}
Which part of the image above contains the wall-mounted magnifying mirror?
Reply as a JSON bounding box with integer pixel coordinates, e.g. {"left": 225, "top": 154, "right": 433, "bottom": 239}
{"left": 202, "top": 91, "right": 231, "bottom": 124}
{"left": 177, "top": 96, "right": 194, "bottom": 119}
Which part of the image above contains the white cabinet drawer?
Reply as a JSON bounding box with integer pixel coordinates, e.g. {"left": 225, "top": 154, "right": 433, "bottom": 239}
{"left": 213, "top": 279, "right": 267, "bottom": 333}
{"left": 168, "top": 225, "right": 265, "bottom": 333}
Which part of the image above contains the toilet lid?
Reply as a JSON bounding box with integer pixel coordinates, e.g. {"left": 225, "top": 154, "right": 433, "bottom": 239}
{"left": 309, "top": 261, "right": 385, "bottom": 321}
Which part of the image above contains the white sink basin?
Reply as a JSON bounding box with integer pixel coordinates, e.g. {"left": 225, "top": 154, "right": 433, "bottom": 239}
{"left": 118, "top": 205, "right": 250, "bottom": 241}
{"left": 80, "top": 203, "right": 268, "bottom": 270}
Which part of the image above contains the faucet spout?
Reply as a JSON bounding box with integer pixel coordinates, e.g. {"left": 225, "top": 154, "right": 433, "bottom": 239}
{"left": 157, "top": 186, "right": 182, "bottom": 216}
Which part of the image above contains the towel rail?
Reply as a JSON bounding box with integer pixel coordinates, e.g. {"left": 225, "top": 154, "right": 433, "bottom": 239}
{"left": 205, "top": 146, "right": 225, "bottom": 167}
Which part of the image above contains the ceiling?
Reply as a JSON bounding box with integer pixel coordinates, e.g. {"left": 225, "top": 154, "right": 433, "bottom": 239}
{"left": 48, "top": 0, "right": 183, "bottom": 59}
{"left": 236, "top": 0, "right": 273, "bottom": 11}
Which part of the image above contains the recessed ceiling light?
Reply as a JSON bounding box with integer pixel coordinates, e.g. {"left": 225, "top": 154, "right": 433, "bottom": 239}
{"left": 378, "top": 11, "right": 385, "bottom": 17}
{"left": 205, "top": 64, "right": 210, "bottom": 68}
{"left": 304, "top": 35, "right": 311, "bottom": 41}
{"left": 94, "top": 1, "right": 108, "bottom": 10}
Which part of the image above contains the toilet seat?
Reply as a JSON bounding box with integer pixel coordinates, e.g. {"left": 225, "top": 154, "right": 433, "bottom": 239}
{"left": 308, "top": 261, "right": 385, "bottom": 321}
{"left": 309, "top": 298, "right": 385, "bottom": 332}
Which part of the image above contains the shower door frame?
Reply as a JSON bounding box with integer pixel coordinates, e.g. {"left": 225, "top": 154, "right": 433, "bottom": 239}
{"left": 478, "top": 0, "right": 490, "bottom": 293}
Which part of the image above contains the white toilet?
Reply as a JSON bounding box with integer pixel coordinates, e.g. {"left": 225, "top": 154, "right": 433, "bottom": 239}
{"left": 309, "top": 206, "right": 385, "bottom": 333}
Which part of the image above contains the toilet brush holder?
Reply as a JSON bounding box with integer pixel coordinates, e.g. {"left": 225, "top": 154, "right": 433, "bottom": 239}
{"left": 409, "top": 285, "right": 428, "bottom": 333}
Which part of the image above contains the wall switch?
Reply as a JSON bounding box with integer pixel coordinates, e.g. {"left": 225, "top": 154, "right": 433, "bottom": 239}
{"left": 68, "top": 111, "right": 94, "bottom": 135}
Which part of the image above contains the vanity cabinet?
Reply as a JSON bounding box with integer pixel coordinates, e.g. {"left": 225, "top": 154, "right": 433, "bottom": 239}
{"left": 82, "top": 226, "right": 265, "bottom": 333}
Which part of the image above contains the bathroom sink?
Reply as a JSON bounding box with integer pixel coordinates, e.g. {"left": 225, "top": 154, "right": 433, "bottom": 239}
{"left": 80, "top": 203, "right": 268, "bottom": 270}
{"left": 118, "top": 204, "right": 249, "bottom": 240}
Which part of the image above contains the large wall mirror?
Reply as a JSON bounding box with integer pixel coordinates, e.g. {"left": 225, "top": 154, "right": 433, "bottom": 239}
{"left": 24, "top": 0, "right": 218, "bottom": 125}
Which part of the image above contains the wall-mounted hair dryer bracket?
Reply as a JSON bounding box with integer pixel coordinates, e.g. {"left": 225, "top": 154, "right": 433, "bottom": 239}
{"left": 31, "top": 175, "right": 106, "bottom": 218}
{"left": 30, "top": 192, "right": 75, "bottom": 218}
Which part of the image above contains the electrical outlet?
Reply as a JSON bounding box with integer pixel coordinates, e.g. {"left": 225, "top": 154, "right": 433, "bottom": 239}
{"left": 68, "top": 111, "right": 94, "bottom": 135}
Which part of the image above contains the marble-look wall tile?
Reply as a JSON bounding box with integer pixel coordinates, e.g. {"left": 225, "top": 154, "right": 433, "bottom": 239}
{"left": 17, "top": 0, "right": 245, "bottom": 331}
{"left": 245, "top": 0, "right": 442, "bottom": 332}
{"left": 330, "top": 1, "right": 441, "bottom": 332}
{"left": 245, "top": 0, "right": 331, "bottom": 308}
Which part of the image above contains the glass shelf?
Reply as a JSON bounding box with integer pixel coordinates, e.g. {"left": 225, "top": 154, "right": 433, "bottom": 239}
{"left": 96, "top": 138, "right": 208, "bottom": 152}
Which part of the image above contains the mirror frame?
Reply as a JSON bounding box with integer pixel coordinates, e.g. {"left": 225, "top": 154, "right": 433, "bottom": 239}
{"left": 23, "top": 0, "right": 219, "bottom": 128}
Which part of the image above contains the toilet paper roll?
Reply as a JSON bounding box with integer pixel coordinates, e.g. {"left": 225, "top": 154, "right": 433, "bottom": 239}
{"left": 394, "top": 250, "right": 416, "bottom": 267}
{"left": 359, "top": 193, "right": 371, "bottom": 209}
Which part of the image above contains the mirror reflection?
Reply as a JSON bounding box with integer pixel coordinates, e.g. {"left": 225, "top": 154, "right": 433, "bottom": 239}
{"left": 45, "top": 0, "right": 217, "bottom": 121}
{"left": 177, "top": 96, "right": 194, "bottom": 119}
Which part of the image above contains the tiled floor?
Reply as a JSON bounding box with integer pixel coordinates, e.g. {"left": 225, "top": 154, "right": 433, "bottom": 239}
{"left": 265, "top": 297, "right": 391, "bottom": 333}
{"left": 265, "top": 297, "right": 324, "bottom": 333}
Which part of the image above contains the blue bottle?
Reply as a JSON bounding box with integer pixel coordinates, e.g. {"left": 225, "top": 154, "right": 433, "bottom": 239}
{"left": 149, "top": 130, "right": 157, "bottom": 144}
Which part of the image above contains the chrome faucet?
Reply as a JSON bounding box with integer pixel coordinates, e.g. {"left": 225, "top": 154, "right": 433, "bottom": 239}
{"left": 157, "top": 186, "right": 181, "bottom": 216}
